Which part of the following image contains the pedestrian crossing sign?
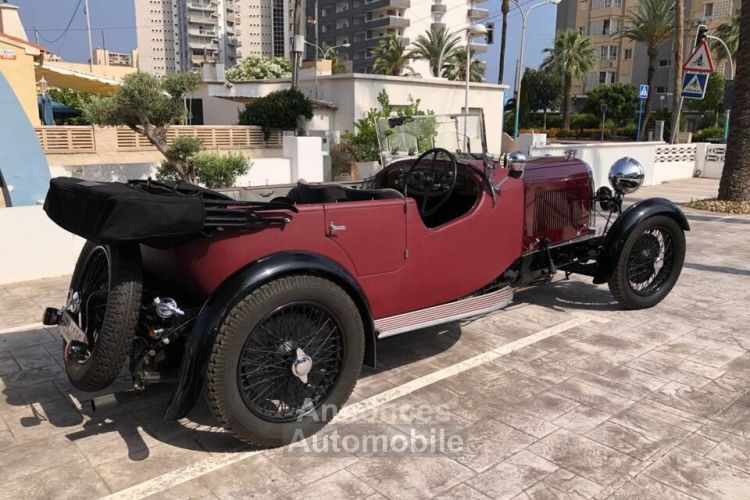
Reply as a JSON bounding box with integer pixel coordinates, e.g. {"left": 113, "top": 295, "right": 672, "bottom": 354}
{"left": 681, "top": 72, "right": 708, "bottom": 99}
{"left": 682, "top": 41, "right": 714, "bottom": 73}
{"left": 639, "top": 84, "right": 649, "bottom": 99}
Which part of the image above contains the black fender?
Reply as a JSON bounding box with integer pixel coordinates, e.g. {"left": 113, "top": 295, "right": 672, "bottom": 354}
{"left": 164, "top": 251, "right": 375, "bottom": 421}
{"left": 593, "top": 197, "right": 689, "bottom": 284}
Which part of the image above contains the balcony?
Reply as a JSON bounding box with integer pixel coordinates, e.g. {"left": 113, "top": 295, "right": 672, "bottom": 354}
{"left": 367, "top": 0, "right": 411, "bottom": 13}
{"left": 189, "top": 40, "right": 219, "bottom": 51}
{"left": 188, "top": 15, "right": 218, "bottom": 24}
{"left": 431, "top": 4, "right": 447, "bottom": 15}
{"left": 469, "top": 42, "right": 487, "bottom": 54}
{"left": 187, "top": 1, "right": 216, "bottom": 12}
{"left": 431, "top": 22, "right": 446, "bottom": 30}
{"left": 188, "top": 28, "right": 218, "bottom": 37}
{"left": 467, "top": 8, "right": 488, "bottom": 21}
{"left": 366, "top": 15, "right": 410, "bottom": 29}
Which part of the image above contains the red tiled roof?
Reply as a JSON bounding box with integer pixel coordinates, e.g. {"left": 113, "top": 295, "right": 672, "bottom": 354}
{"left": 0, "top": 32, "right": 45, "bottom": 52}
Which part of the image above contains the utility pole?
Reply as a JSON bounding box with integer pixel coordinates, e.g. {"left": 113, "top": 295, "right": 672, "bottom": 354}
{"left": 83, "top": 0, "right": 94, "bottom": 71}
{"left": 33, "top": 26, "right": 40, "bottom": 46}
{"left": 291, "top": 0, "right": 304, "bottom": 88}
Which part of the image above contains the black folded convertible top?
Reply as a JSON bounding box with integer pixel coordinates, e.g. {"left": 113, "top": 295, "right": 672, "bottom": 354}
{"left": 44, "top": 178, "right": 296, "bottom": 246}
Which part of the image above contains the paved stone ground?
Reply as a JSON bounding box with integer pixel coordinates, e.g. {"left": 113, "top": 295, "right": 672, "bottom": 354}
{"left": 2, "top": 178, "right": 750, "bottom": 500}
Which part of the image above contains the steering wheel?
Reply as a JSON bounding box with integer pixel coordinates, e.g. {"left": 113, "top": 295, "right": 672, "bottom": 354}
{"left": 403, "top": 148, "right": 458, "bottom": 217}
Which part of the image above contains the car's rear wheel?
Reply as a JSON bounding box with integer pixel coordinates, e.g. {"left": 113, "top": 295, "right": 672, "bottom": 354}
{"left": 65, "top": 241, "right": 142, "bottom": 391}
{"left": 206, "top": 275, "right": 364, "bottom": 448}
{"left": 608, "top": 216, "right": 685, "bottom": 310}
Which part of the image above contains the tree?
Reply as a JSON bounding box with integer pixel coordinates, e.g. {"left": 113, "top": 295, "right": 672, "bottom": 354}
{"left": 718, "top": 6, "right": 749, "bottom": 201}
{"left": 541, "top": 30, "right": 597, "bottom": 130}
{"left": 372, "top": 35, "right": 413, "bottom": 76}
{"left": 238, "top": 88, "right": 313, "bottom": 139}
{"left": 520, "top": 68, "right": 561, "bottom": 129}
{"left": 713, "top": 14, "right": 740, "bottom": 64}
{"left": 225, "top": 56, "right": 293, "bottom": 81}
{"left": 621, "top": 0, "right": 675, "bottom": 139}
{"left": 85, "top": 71, "right": 201, "bottom": 182}
{"left": 498, "top": 0, "right": 510, "bottom": 84}
{"left": 47, "top": 88, "right": 93, "bottom": 125}
{"left": 672, "top": 0, "right": 684, "bottom": 142}
{"left": 341, "top": 90, "right": 434, "bottom": 162}
{"left": 157, "top": 137, "right": 249, "bottom": 188}
{"left": 409, "top": 26, "right": 460, "bottom": 77}
{"left": 442, "top": 47, "right": 485, "bottom": 82}
{"left": 685, "top": 72, "right": 725, "bottom": 127}
{"left": 582, "top": 83, "right": 639, "bottom": 127}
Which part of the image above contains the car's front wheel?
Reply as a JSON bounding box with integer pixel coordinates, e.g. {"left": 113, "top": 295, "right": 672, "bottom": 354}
{"left": 206, "top": 275, "right": 364, "bottom": 448}
{"left": 608, "top": 215, "right": 686, "bottom": 310}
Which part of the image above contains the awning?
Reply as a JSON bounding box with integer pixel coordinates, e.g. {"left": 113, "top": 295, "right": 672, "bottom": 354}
{"left": 35, "top": 64, "right": 121, "bottom": 95}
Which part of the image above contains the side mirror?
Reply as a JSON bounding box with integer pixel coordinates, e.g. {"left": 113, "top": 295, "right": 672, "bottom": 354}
{"left": 507, "top": 151, "right": 527, "bottom": 179}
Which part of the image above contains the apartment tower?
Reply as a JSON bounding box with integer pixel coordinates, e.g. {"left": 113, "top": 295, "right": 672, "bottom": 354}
{"left": 555, "top": 0, "right": 739, "bottom": 107}
{"left": 304, "top": 0, "right": 490, "bottom": 74}
{"left": 135, "top": 0, "right": 292, "bottom": 75}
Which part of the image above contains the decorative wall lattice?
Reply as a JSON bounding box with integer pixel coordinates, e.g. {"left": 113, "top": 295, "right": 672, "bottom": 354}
{"left": 654, "top": 144, "right": 697, "bottom": 163}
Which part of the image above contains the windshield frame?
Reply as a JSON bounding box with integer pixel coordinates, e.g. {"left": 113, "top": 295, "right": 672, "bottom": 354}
{"left": 375, "top": 112, "right": 489, "bottom": 167}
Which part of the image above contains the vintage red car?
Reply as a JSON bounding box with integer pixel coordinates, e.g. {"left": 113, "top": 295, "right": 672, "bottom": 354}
{"left": 42, "top": 114, "right": 688, "bottom": 447}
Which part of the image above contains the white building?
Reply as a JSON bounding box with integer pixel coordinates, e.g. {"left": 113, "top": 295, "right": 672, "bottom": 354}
{"left": 134, "top": 0, "right": 293, "bottom": 75}
{"left": 304, "top": 0, "right": 489, "bottom": 76}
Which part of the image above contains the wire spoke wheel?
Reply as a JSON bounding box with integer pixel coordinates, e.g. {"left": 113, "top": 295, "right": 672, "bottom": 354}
{"left": 608, "top": 215, "right": 686, "bottom": 310}
{"left": 69, "top": 246, "right": 110, "bottom": 363}
{"left": 626, "top": 228, "right": 674, "bottom": 296}
{"left": 237, "top": 302, "right": 345, "bottom": 423}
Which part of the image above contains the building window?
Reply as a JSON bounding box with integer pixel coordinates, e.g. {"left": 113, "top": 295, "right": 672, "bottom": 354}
{"left": 659, "top": 59, "right": 671, "bottom": 67}
{"left": 602, "top": 19, "right": 611, "bottom": 35}
{"left": 656, "top": 86, "right": 667, "bottom": 94}
{"left": 704, "top": 3, "right": 714, "bottom": 17}
{"left": 624, "top": 48, "right": 632, "bottom": 60}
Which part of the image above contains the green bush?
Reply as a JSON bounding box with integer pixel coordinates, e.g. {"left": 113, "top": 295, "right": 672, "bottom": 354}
{"left": 157, "top": 138, "right": 249, "bottom": 188}
{"left": 238, "top": 88, "right": 313, "bottom": 138}
{"left": 570, "top": 113, "right": 600, "bottom": 129}
{"left": 693, "top": 126, "right": 723, "bottom": 142}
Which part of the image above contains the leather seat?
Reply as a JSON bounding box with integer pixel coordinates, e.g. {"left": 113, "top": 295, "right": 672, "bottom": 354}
{"left": 287, "top": 181, "right": 403, "bottom": 204}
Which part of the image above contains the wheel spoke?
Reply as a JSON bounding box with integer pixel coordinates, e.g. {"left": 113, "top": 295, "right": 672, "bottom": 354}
{"left": 237, "top": 302, "right": 344, "bottom": 422}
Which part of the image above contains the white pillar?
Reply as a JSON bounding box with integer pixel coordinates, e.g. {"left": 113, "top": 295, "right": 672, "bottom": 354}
{"left": 283, "top": 136, "right": 324, "bottom": 182}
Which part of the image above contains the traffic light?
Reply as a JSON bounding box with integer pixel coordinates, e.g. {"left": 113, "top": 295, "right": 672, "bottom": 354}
{"left": 485, "top": 22, "right": 495, "bottom": 45}
{"left": 695, "top": 24, "right": 708, "bottom": 46}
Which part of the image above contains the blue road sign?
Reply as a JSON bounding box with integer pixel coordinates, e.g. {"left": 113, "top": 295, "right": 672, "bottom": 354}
{"left": 639, "top": 84, "right": 649, "bottom": 99}
{"left": 682, "top": 72, "right": 708, "bottom": 99}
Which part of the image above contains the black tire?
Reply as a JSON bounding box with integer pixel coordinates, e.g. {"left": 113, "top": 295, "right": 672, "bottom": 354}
{"left": 207, "top": 275, "right": 364, "bottom": 448}
{"left": 65, "top": 241, "right": 142, "bottom": 391}
{"left": 608, "top": 215, "right": 685, "bottom": 310}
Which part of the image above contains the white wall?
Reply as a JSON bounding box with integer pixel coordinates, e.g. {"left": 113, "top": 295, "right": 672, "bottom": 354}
{"left": 0, "top": 206, "right": 84, "bottom": 285}
{"left": 528, "top": 139, "right": 703, "bottom": 189}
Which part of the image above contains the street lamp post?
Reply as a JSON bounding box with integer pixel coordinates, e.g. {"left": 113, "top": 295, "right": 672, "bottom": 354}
{"left": 464, "top": 24, "right": 488, "bottom": 146}
{"left": 303, "top": 41, "right": 351, "bottom": 98}
{"left": 511, "top": 0, "right": 560, "bottom": 139}
{"left": 706, "top": 35, "right": 735, "bottom": 143}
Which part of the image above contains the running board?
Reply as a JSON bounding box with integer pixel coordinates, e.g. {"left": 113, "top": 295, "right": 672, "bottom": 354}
{"left": 374, "top": 286, "right": 513, "bottom": 339}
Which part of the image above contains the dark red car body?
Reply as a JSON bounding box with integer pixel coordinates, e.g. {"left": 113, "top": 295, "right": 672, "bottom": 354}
{"left": 142, "top": 157, "right": 591, "bottom": 321}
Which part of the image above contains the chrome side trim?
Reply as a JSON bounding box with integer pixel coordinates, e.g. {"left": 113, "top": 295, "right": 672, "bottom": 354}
{"left": 375, "top": 286, "right": 513, "bottom": 339}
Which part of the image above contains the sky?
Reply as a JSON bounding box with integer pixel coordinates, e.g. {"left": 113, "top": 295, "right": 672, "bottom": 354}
{"left": 11, "top": 0, "right": 559, "bottom": 91}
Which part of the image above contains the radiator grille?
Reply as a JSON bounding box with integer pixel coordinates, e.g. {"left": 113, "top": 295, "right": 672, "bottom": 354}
{"left": 532, "top": 186, "right": 588, "bottom": 235}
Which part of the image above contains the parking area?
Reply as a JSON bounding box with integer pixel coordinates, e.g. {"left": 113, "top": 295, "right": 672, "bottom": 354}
{"left": 2, "top": 179, "right": 750, "bottom": 499}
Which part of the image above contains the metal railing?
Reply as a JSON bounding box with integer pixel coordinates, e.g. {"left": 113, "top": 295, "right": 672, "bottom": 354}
{"left": 116, "top": 126, "right": 283, "bottom": 151}
{"left": 35, "top": 126, "right": 96, "bottom": 153}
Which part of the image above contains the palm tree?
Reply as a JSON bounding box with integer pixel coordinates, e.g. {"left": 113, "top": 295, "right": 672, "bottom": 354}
{"left": 498, "top": 0, "right": 510, "bottom": 84}
{"left": 372, "top": 35, "right": 412, "bottom": 76}
{"left": 713, "top": 14, "right": 740, "bottom": 64}
{"left": 718, "top": 7, "right": 749, "bottom": 201}
{"left": 672, "top": 0, "right": 684, "bottom": 142}
{"left": 540, "top": 30, "right": 597, "bottom": 130}
{"left": 442, "top": 47, "right": 485, "bottom": 82}
{"left": 621, "top": 0, "right": 675, "bottom": 139}
{"left": 409, "top": 26, "right": 460, "bottom": 77}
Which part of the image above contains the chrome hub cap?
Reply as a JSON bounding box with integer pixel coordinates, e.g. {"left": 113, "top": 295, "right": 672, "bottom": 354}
{"left": 291, "top": 347, "right": 313, "bottom": 384}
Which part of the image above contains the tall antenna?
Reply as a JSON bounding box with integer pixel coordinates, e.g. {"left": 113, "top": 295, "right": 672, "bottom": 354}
{"left": 83, "top": 0, "right": 94, "bottom": 70}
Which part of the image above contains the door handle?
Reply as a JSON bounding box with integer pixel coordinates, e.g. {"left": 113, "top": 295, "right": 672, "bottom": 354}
{"left": 328, "top": 222, "right": 347, "bottom": 236}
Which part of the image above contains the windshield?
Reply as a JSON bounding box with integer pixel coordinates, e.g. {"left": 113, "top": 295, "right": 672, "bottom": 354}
{"left": 375, "top": 113, "right": 487, "bottom": 167}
